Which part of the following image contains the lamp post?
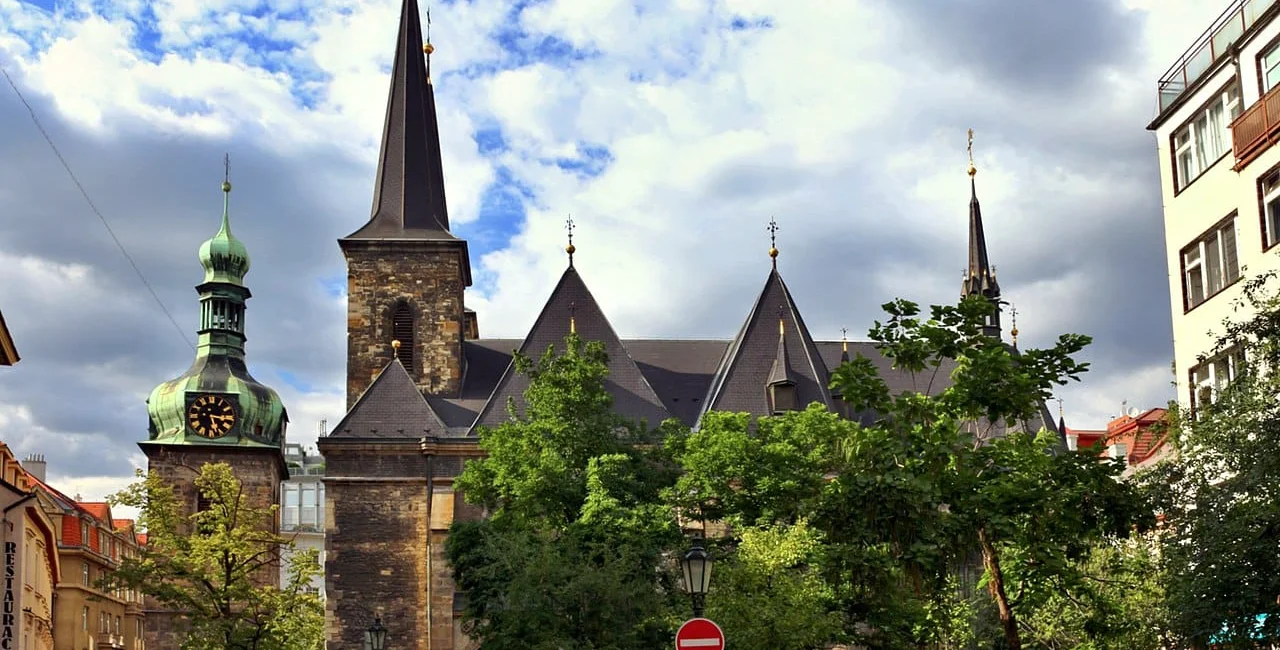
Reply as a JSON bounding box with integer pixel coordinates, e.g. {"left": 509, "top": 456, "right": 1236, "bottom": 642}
{"left": 366, "top": 615, "right": 387, "bottom": 650}
{"left": 679, "top": 537, "right": 712, "bottom": 618}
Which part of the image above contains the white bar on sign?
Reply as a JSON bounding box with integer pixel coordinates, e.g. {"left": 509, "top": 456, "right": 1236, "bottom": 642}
{"left": 678, "top": 640, "right": 721, "bottom": 648}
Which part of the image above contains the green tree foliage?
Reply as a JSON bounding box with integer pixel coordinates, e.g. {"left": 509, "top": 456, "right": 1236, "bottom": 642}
{"left": 1146, "top": 272, "right": 1280, "bottom": 648}
{"left": 106, "top": 462, "right": 324, "bottom": 650}
{"left": 448, "top": 334, "right": 684, "bottom": 649}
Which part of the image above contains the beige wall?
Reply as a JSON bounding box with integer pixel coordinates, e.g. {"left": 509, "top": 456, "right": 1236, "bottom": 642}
{"left": 1155, "top": 14, "right": 1280, "bottom": 408}
{"left": 53, "top": 547, "right": 142, "bottom": 650}
{"left": 22, "top": 514, "right": 56, "bottom": 650}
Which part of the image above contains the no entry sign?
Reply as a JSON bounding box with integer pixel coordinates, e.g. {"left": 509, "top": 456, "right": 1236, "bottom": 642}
{"left": 675, "top": 618, "right": 725, "bottom": 649}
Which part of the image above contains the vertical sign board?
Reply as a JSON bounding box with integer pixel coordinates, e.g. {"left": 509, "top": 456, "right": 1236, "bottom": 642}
{"left": 2, "top": 538, "right": 17, "bottom": 650}
{"left": 675, "top": 618, "right": 725, "bottom": 650}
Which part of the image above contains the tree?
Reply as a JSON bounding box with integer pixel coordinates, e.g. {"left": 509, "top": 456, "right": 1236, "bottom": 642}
{"left": 448, "top": 334, "right": 684, "bottom": 649}
{"left": 107, "top": 462, "right": 324, "bottom": 650}
{"left": 827, "top": 296, "right": 1148, "bottom": 649}
{"left": 1147, "top": 271, "right": 1280, "bottom": 648}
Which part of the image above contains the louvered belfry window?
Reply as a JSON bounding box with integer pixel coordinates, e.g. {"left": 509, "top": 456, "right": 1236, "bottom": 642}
{"left": 393, "top": 303, "right": 414, "bottom": 370}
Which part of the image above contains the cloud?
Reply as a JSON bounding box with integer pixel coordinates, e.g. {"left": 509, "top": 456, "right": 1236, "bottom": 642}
{"left": 0, "top": 0, "right": 1203, "bottom": 488}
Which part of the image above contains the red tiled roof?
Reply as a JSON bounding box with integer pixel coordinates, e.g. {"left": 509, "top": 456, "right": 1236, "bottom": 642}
{"left": 80, "top": 502, "right": 110, "bottom": 522}
{"left": 112, "top": 519, "right": 133, "bottom": 531}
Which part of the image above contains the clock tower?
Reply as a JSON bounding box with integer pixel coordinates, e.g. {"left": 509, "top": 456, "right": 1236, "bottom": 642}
{"left": 139, "top": 171, "right": 289, "bottom": 650}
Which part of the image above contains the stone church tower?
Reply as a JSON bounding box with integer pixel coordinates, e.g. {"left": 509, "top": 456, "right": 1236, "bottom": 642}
{"left": 139, "top": 175, "right": 289, "bottom": 649}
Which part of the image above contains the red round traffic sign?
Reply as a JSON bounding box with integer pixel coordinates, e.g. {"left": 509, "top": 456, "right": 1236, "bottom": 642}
{"left": 675, "top": 618, "right": 725, "bottom": 650}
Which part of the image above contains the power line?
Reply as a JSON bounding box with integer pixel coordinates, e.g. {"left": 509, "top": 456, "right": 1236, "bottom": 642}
{"left": 1, "top": 63, "right": 196, "bottom": 352}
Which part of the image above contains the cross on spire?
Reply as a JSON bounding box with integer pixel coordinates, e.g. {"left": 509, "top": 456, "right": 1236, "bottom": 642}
{"left": 1010, "top": 303, "right": 1020, "bottom": 346}
{"left": 967, "top": 128, "right": 976, "bottom": 177}
{"left": 767, "top": 217, "right": 779, "bottom": 268}
{"left": 565, "top": 213, "right": 576, "bottom": 266}
{"left": 568, "top": 300, "right": 577, "bottom": 334}
{"left": 840, "top": 327, "right": 849, "bottom": 353}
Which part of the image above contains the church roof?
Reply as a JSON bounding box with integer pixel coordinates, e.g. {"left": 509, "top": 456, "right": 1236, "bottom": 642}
{"left": 962, "top": 174, "right": 1000, "bottom": 300}
{"left": 698, "top": 268, "right": 833, "bottom": 420}
{"left": 330, "top": 357, "right": 448, "bottom": 438}
{"left": 344, "top": 0, "right": 453, "bottom": 242}
{"left": 472, "top": 266, "right": 672, "bottom": 432}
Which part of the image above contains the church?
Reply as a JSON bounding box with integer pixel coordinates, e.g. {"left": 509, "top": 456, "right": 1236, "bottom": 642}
{"left": 135, "top": 0, "right": 1053, "bottom": 648}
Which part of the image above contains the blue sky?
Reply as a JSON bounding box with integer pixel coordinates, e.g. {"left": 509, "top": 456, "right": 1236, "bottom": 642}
{"left": 0, "top": 0, "right": 1228, "bottom": 502}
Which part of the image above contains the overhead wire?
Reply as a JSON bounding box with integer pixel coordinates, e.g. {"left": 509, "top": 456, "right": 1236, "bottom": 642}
{"left": 1, "top": 63, "right": 196, "bottom": 351}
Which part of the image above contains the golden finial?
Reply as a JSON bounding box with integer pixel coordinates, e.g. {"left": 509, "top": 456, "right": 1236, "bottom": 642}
{"left": 565, "top": 214, "right": 576, "bottom": 262}
{"left": 569, "top": 301, "right": 577, "bottom": 335}
{"left": 967, "top": 128, "right": 977, "bottom": 177}
{"left": 391, "top": 339, "right": 402, "bottom": 350}
{"left": 767, "top": 217, "right": 779, "bottom": 267}
{"left": 424, "top": 6, "right": 434, "bottom": 54}
{"left": 841, "top": 327, "right": 848, "bottom": 353}
{"left": 222, "top": 153, "right": 232, "bottom": 193}
{"left": 778, "top": 305, "right": 785, "bottom": 336}
{"left": 1010, "top": 304, "right": 1019, "bottom": 346}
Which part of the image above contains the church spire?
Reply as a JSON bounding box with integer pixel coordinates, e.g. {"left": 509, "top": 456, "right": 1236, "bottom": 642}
{"left": 350, "top": 0, "right": 451, "bottom": 239}
{"left": 960, "top": 128, "right": 1002, "bottom": 337}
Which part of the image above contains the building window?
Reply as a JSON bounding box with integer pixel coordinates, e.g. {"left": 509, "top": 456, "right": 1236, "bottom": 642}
{"left": 82, "top": 606, "right": 88, "bottom": 630}
{"left": 392, "top": 303, "right": 414, "bottom": 370}
{"left": 769, "top": 382, "right": 797, "bottom": 414}
{"left": 1174, "top": 82, "right": 1242, "bottom": 191}
{"left": 1190, "top": 346, "right": 1246, "bottom": 412}
{"left": 82, "top": 561, "right": 90, "bottom": 586}
{"left": 282, "top": 484, "right": 299, "bottom": 529}
{"left": 81, "top": 520, "right": 89, "bottom": 546}
{"left": 1182, "top": 215, "right": 1240, "bottom": 310}
{"left": 1261, "top": 169, "right": 1280, "bottom": 250}
{"left": 1264, "top": 43, "right": 1280, "bottom": 94}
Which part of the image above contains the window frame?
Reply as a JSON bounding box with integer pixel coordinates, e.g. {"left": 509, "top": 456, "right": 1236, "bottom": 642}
{"left": 1172, "top": 82, "right": 1243, "bottom": 193}
{"left": 1190, "top": 345, "right": 1246, "bottom": 413}
{"left": 1181, "top": 212, "right": 1241, "bottom": 312}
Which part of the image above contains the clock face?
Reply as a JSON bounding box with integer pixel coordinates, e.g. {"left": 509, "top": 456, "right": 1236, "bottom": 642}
{"left": 187, "top": 395, "right": 237, "bottom": 438}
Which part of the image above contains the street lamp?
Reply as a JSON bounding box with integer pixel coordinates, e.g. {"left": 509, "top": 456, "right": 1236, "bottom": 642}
{"left": 680, "top": 538, "right": 712, "bottom": 618}
{"left": 366, "top": 615, "right": 387, "bottom": 650}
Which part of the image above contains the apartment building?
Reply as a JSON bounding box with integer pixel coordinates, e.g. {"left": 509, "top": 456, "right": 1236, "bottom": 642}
{"left": 23, "top": 460, "right": 145, "bottom": 650}
{"left": 1149, "top": 0, "right": 1280, "bottom": 410}
{"left": 0, "top": 446, "right": 59, "bottom": 650}
{"left": 280, "top": 442, "right": 325, "bottom": 597}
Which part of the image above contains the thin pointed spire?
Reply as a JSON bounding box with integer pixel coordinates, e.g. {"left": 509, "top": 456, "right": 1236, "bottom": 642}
{"left": 961, "top": 128, "right": 1002, "bottom": 337}
{"left": 569, "top": 300, "right": 577, "bottom": 335}
{"left": 840, "top": 327, "right": 849, "bottom": 363}
{"left": 767, "top": 304, "right": 796, "bottom": 387}
{"left": 219, "top": 153, "right": 233, "bottom": 236}
{"left": 353, "top": 0, "right": 451, "bottom": 239}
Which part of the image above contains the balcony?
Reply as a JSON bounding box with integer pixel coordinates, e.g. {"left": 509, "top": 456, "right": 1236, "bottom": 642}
{"left": 1157, "top": 0, "right": 1278, "bottom": 115}
{"left": 1231, "top": 84, "right": 1280, "bottom": 168}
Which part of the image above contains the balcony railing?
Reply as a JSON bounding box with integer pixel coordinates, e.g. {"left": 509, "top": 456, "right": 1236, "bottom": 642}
{"left": 1231, "top": 83, "right": 1280, "bottom": 168}
{"left": 1157, "top": 0, "right": 1278, "bottom": 113}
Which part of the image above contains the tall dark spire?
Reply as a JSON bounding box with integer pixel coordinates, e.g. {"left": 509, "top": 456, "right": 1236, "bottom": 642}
{"left": 348, "top": 0, "right": 452, "bottom": 240}
{"left": 960, "top": 129, "right": 1001, "bottom": 337}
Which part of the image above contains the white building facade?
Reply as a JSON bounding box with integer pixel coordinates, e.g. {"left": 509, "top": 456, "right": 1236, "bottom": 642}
{"left": 280, "top": 443, "right": 325, "bottom": 598}
{"left": 1150, "top": 0, "right": 1280, "bottom": 410}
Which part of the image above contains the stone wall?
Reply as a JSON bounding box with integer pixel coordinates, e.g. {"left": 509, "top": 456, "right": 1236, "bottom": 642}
{"left": 139, "top": 445, "right": 284, "bottom": 650}
{"left": 342, "top": 240, "right": 468, "bottom": 406}
{"left": 322, "top": 441, "right": 430, "bottom": 650}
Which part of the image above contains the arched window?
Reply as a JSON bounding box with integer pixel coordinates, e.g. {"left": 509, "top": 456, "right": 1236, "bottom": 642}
{"left": 392, "top": 303, "right": 414, "bottom": 370}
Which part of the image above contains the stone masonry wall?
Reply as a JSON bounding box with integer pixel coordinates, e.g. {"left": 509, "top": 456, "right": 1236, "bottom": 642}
{"left": 343, "top": 241, "right": 468, "bottom": 407}
{"left": 323, "top": 443, "right": 430, "bottom": 650}
{"left": 140, "top": 446, "right": 283, "bottom": 650}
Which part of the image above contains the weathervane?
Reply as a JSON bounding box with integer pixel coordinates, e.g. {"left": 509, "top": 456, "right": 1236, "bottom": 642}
{"left": 767, "top": 217, "right": 779, "bottom": 268}
{"left": 1055, "top": 397, "right": 1064, "bottom": 419}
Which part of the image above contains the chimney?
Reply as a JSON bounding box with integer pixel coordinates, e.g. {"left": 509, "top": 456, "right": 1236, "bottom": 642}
{"left": 21, "top": 453, "right": 46, "bottom": 483}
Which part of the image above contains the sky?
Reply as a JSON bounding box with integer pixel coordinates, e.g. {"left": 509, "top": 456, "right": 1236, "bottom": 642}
{"left": 0, "top": 0, "right": 1228, "bottom": 505}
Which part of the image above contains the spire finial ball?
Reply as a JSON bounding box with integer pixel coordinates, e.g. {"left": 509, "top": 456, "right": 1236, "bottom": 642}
{"left": 967, "top": 163, "right": 977, "bottom": 178}
{"left": 222, "top": 181, "right": 232, "bottom": 193}
{"left": 423, "top": 43, "right": 434, "bottom": 55}
{"left": 565, "top": 243, "right": 576, "bottom": 255}
{"left": 391, "top": 339, "right": 402, "bottom": 350}
{"left": 768, "top": 246, "right": 779, "bottom": 259}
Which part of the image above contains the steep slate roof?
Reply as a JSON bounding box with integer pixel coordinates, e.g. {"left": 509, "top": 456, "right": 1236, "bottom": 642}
{"left": 962, "top": 175, "right": 999, "bottom": 300}
{"left": 344, "top": 0, "right": 454, "bottom": 241}
{"left": 472, "top": 266, "right": 673, "bottom": 432}
{"left": 330, "top": 357, "right": 448, "bottom": 438}
{"left": 0, "top": 307, "right": 18, "bottom": 366}
{"left": 698, "top": 268, "right": 833, "bottom": 420}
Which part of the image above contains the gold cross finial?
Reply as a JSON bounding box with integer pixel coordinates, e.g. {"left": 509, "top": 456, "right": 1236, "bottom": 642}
{"left": 967, "top": 128, "right": 977, "bottom": 177}
{"left": 222, "top": 153, "right": 231, "bottom": 193}
{"left": 569, "top": 300, "right": 577, "bottom": 334}
{"left": 1010, "top": 303, "right": 1019, "bottom": 346}
{"left": 767, "top": 217, "right": 779, "bottom": 267}
{"left": 565, "top": 213, "right": 576, "bottom": 264}
{"left": 841, "top": 327, "right": 848, "bottom": 353}
{"left": 1055, "top": 397, "right": 1064, "bottom": 420}
{"left": 777, "top": 304, "right": 786, "bottom": 335}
